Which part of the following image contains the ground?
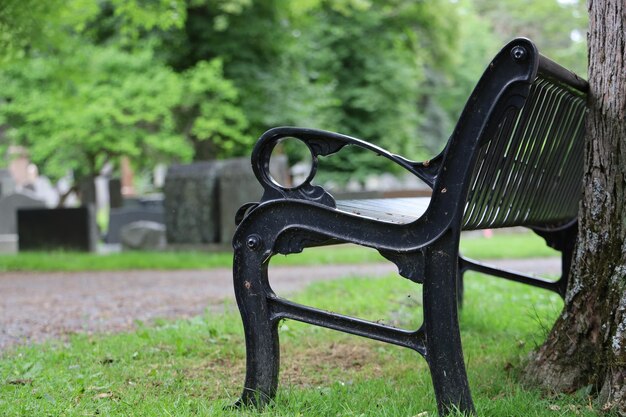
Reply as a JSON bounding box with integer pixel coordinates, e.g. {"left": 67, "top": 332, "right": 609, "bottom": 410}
{"left": 0, "top": 258, "right": 559, "bottom": 351}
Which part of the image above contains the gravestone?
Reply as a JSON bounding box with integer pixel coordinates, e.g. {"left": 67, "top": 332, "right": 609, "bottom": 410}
{"left": 163, "top": 157, "right": 289, "bottom": 245}
{"left": 108, "top": 178, "right": 123, "bottom": 209}
{"left": 122, "top": 194, "right": 164, "bottom": 210}
{"left": 163, "top": 161, "right": 223, "bottom": 244}
{"left": 217, "top": 156, "right": 288, "bottom": 244}
{"left": 134, "top": 194, "right": 164, "bottom": 210}
{"left": 17, "top": 206, "right": 98, "bottom": 252}
{"left": 106, "top": 206, "right": 164, "bottom": 244}
{"left": 0, "top": 170, "right": 15, "bottom": 198}
{"left": 120, "top": 220, "right": 166, "bottom": 251}
{"left": 0, "top": 192, "right": 46, "bottom": 234}
{"left": 78, "top": 177, "right": 96, "bottom": 206}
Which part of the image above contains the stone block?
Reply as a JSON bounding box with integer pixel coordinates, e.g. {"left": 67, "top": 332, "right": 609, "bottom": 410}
{"left": 0, "top": 192, "right": 46, "bottom": 234}
{"left": 17, "top": 206, "right": 98, "bottom": 252}
{"left": 0, "top": 169, "right": 15, "bottom": 198}
{"left": 108, "top": 178, "right": 123, "bottom": 209}
{"left": 218, "top": 155, "right": 288, "bottom": 244}
{"left": 106, "top": 206, "right": 164, "bottom": 244}
{"left": 163, "top": 157, "right": 288, "bottom": 245}
{"left": 217, "top": 159, "right": 262, "bottom": 244}
{"left": 163, "top": 161, "right": 222, "bottom": 244}
{"left": 120, "top": 221, "right": 166, "bottom": 251}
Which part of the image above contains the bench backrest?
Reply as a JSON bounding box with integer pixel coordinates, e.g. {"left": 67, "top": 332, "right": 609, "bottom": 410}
{"left": 428, "top": 39, "right": 588, "bottom": 232}
{"left": 462, "top": 74, "right": 587, "bottom": 229}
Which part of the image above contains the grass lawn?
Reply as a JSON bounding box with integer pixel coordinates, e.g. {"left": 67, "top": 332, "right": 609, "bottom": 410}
{"left": 0, "top": 230, "right": 558, "bottom": 272}
{"left": 0, "top": 272, "right": 609, "bottom": 416}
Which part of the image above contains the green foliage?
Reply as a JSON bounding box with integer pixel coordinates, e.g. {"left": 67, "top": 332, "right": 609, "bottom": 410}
{"left": 156, "top": 0, "right": 466, "bottom": 180}
{"left": 0, "top": 0, "right": 250, "bottom": 185}
{"left": 160, "top": 0, "right": 338, "bottom": 136}
{"left": 0, "top": 45, "right": 188, "bottom": 180}
{"left": 0, "top": 0, "right": 69, "bottom": 61}
{"left": 176, "top": 60, "right": 249, "bottom": 160}
{"left": 0, "top": 1, "right": 251, "bottom": 183}
{"left": 292, "top": 0, "right": 464, "bottom": 179}
{"left": 109, "top": 0, "right": 186, "bottom": 38}
{"left": 417, "top": 0, "right": 500, "bottom": 155}
{"left": 0, "top": 0, "right": 590, "bottom": 188}
{"left": 473, "top": 0, "right": 588, "bottom": 75}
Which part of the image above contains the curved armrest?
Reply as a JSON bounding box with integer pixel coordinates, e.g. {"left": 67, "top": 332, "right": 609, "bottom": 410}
{"left": 251, "top": 127, "right": 441, "bottom": 206}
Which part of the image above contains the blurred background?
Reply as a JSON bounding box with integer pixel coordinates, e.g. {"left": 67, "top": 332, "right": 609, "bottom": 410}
{"left": 0, "top": 0, "right": 587, "bottom": 252}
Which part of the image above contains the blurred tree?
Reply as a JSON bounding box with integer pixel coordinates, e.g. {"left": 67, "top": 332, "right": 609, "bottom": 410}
{"left": 156, "top": 0, "right": 339, "bottom": 137}
{"left": 0, "top": 0, "right": 87, "bottom": 62}
{"left": 298, "top": 0, "right": 468, "bottom": 181}
{"left": 2, "top": 45, "right": 185, "bottom": 182}
{"left": 417, "top": 0, "right": 499, "bottom": 156}
{"left": 0, "top": 0, "right": 248, "bottom": 197}
{"left": 473, "top": 0, "right": 588, "bottom": 75}
{"left": 174, "top": 60, "right": 249, "bottom": 161}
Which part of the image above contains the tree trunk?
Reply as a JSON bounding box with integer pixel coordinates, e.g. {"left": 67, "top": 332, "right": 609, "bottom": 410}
{"left": 524, "top": 0, "right": 626, "bottom": 411}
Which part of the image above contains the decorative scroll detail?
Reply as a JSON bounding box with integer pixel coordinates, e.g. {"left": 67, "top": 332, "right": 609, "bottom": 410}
{"left": 407, "top": 152, "right": 444, "bottom": 186}
{"left": 306, "top": 138, "right": 347, "bottom": 157}
{"left": 250, "top": 126, "right": 436, "bottom": 209}
{"left": 260, "top": 185, "right": 336, "bottom": 208}
{"left": 235, "top": 202, "right": 260, "bottom": 226}
{"left": 530, "top": 220, "right": 577, "bottom": 252}
{"left": 379, "top": 250, "right": 426, "bottom": 284}
{"left": 273, "top": 229, "right": 338, "bottom": 255}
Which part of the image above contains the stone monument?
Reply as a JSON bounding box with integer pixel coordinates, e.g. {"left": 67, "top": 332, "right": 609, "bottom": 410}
{"left": 163, "top": 156, "right": 288, "bottom": 246}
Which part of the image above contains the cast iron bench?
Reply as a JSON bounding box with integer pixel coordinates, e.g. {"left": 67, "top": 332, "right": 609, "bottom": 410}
{"left": 231, "top": 38, "right": 588, "bottom": 415}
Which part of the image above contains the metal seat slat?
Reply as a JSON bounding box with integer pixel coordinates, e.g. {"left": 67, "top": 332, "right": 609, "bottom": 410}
{"left": 335, "top": 197, "right": 430, "bottom": 224}
{"left": 461, "top": 75, "right": 586, "bottom": 229}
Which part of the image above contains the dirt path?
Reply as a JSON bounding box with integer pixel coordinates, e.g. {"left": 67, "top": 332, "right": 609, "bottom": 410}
{"left": 0, "top": 259, "right": 560, "bottom": 351}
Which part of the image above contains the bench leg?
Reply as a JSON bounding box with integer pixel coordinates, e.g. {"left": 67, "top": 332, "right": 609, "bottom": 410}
{"left": 424, "top": 242, "right": 475, "bottom": 415}
{"left": 457, "top": 259, "right": 467, "bottom": 309}
{"left": 232, "top": 245, "right": 280, "bottom": 408}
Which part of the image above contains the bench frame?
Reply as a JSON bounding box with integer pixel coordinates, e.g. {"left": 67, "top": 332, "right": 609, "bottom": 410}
{"left": 231, "top": 38, "right": 587, "bottom": 415}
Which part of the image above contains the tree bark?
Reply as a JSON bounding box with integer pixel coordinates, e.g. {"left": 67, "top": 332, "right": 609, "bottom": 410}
{"left": 524, "top": 0, "right": 626, "bottom": 411}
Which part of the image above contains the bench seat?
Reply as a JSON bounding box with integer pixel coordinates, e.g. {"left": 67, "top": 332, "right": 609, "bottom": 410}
{"left": 336, "top": 197, "right": 430, "bottom": 224}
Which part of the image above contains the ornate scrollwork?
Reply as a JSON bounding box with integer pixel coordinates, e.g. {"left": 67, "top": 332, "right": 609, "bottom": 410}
{"left": 379, "top": 250, "right": 426, "bottom": 284}
{"left": 273, "top": 229, "right": 337, "bottom": 255}
{"left": 306, "top": 137, "right": 347, "bottom": 157}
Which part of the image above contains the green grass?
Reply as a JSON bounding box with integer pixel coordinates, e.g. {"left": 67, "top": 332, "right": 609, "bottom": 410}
{"left": 0, "top": 230, "right": 558, "bottom": 272}
{"left": 0, "top": 272, "right": 610, "bottom": 416}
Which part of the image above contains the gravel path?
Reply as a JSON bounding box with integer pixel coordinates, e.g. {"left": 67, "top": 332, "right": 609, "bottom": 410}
{"left": 0, "top": 258, "right": 560, "bottom": 351}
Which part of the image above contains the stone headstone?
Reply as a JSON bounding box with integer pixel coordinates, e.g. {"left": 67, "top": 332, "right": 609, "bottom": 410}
{"left": 120, "top": 221, "right": 166, "bottom": 251}
{"left": 136, "top": 195, "right": 164, "bottom": 210}
{"left": 108, "top": 178, "right": 123, "bottom": 209}
{"left": 0, "top": 169, "right": 15, "bottom": 198}
{"left": 78, "top": 177, "right": 96, "bottom": 206}
{"left": 217, "top": 156, "right": 288, "bottom": 244}
{"left": 163, "top": 157, "right": 289, "bottom": 245}
{"left": 122, "top": 194, "right": 163, "bottom": 209}
{"left": 0, "top": 192, "right": 46, "bottom": 234}
{"left": 163, "top": 161, "right": 223, "bottom": 244}
{"left": 17, "top": 206, "right": 98, "bottom": 252}
{"left": 106, "top": 206, "right": 164, "bottom": 244}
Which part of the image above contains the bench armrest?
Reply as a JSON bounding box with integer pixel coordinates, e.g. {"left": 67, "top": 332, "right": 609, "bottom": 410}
{"left": 251, "top": 126, "right": 439, "bottom": 207}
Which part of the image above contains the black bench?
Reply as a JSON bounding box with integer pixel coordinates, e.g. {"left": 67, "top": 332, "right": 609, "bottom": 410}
{"left": 231, "top": 38, "right": 587, "bottom": 415}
